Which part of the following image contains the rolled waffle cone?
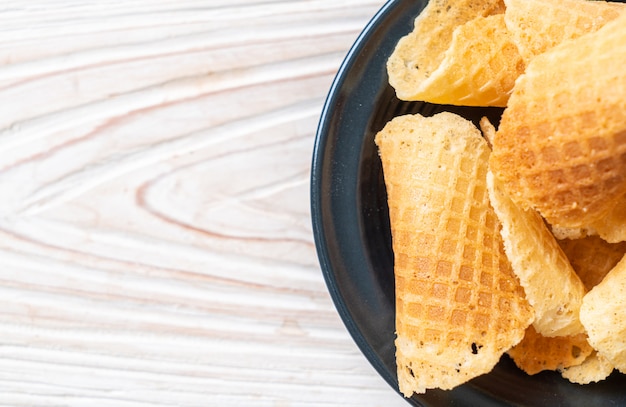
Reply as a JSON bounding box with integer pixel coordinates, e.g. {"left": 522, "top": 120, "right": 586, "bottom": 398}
{"left": 375, "top": 112, "right": 533, "bottom": 396}
{"left": 486, "top": 171, "right": 586, "bottom": 337}
{"left": 507, "top": 325, "right": 592, "bottom": 375}
{"left": 489, "top": 11, "right": 626, "bottom": 228}
{"left": 560, "top": 351, "right": 615, "bottom": 385}
{"left": 580, "top": 254, "right": 626, "bottom": 373}
{"left": 504, "top": 0, "right": 625, "bottom": 64}
{"left": 558, "top": 235, "right": 626, "bottom": 289}
{"left": 387, "top": 0, "right": 525, "bottom": 107}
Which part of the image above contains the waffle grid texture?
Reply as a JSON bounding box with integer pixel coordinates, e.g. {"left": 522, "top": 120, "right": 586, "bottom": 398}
{"left": 387, "top": 0, "right": 520, "bottom": 107}
{"left": 504, "top": 0, "right": 625, "bottom": 63}
{"left": 376, "top": 113, "right": 532, "bottom": 395}
{"left": 558, "top": 235, "right": 626, "bottom": 289}
{"left": 491, "top": 11, "right": 626, "bottom": 228}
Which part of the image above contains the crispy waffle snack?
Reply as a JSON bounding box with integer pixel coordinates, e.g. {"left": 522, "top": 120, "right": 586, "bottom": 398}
{"left": 486, "top": 172, "right": 586, "bottom": 336}
{"left": 489, "top": 11, "right": 626, "bottom": 228}
{"left": 508, "top": 233, "right": 625, "bottom": 380}
{"left": 507, "top": 325, "right": 592, "bottom": 375}
{"left": 554, "top": 234, "right": 626, "bottom": 383}
{"left": 560, "top": 351, "right": 615, "bottom": 385}
{"left": 387, "top": 0, "right": 525, "bottom": 107}
{"left": 375, "top": 113, "right": 533, "bottom": 396}
{"left": 558, "top": 235, "right": 626, "bottom": 289}
{"left": 549, "top": 195, "right": 626, "bottom": 243}
{"left": 586, "top": 196, "right": 626, "bottom": 243}
{"left": 504, "top": 0, "right": 625, "bottom": 64}
{"left": 379, "top": 0, "right": 626, "bottom": 393}
{"left": 580, "top": 254, "right": 626, "bottom": 374}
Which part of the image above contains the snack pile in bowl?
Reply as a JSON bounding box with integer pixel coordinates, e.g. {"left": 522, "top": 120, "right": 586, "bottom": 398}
{"left": 375, "top": 0, "right": 626, "bottom": 397}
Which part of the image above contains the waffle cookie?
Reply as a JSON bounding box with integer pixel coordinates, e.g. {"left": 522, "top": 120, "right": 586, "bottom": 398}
{"left": 507, "top": 325, "right": 592, "bottom": 375}
{"left": 486, "top": 171, "right": 586, "bottom": 337}
{"left": 549, "top": 196, "right": 626, "bottom": 244}
{"left": 586, "top": 196, "right": 626, "bottom": 243}
{"left": 580, "top": 254, "right": 626, "bottom": 373}
{"left": 387, "top": 0, "right": 525, "bottom": 107}
{"left": 560, "top": 351, "right": 615, "bottom": 385}
{"left": 375, "top": 113, "right": 533, "bottom": 396}
{"left": 504, "top": 0, "right": 625, "bottom": 64}
{"left": 558, "top": 235, "right": 626, "bottom": 289}
{"left": 489, "top": 10, "right": 626, "bottom": 228}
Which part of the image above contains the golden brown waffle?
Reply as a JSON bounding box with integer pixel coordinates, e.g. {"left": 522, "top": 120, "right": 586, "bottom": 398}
{"left": 375, "top": 113, "right": 533, "bottom": 396}
{"left": 489, "top": 11, "right": 626, "bottom": 228}
{"left": 504, "top": 0, "right": 625, "bottom": 64}
{"left": 508, "top": 325, "right": 592, "bottom": 375}
{"left": 581, "top": 255, "right": 626, "bottom": 374}
{"left": 549, "top": 195, "right": 626, "bottom": 243}
{"left": 387, "top": 0, "right": 524, "bottom": 107}
{"left": 486, "top": 171, "right": 586, "bottom": 337}
{"left": 558, "top": 235, "right": 626, "bottom": 290}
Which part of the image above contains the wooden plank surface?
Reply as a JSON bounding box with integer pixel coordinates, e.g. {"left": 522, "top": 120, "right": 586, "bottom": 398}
{"left": 0, "top": 1, "right": 408, "bottom": 406}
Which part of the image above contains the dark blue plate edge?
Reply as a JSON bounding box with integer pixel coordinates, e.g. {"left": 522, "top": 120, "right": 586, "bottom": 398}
{"left": 310, "top": 0, "right": 410, "bottom": 401}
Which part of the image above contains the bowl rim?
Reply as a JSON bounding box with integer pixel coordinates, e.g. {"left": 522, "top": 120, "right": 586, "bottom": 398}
{"left": 310, "top": 0, "right": 402, "bottom": 394}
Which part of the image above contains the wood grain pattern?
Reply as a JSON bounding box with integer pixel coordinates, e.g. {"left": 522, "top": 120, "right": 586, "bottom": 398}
{"left": 0, "top": 1, "right": 407, "bottom": 406}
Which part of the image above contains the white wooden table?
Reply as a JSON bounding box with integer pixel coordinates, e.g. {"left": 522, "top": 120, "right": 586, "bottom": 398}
{"left": 0, "top": 1, "right": 408, "bottom": 406}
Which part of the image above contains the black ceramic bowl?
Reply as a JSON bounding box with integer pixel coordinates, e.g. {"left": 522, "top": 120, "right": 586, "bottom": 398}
{"left": 310, "top": 0, "right": 626, "bottom": 406}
